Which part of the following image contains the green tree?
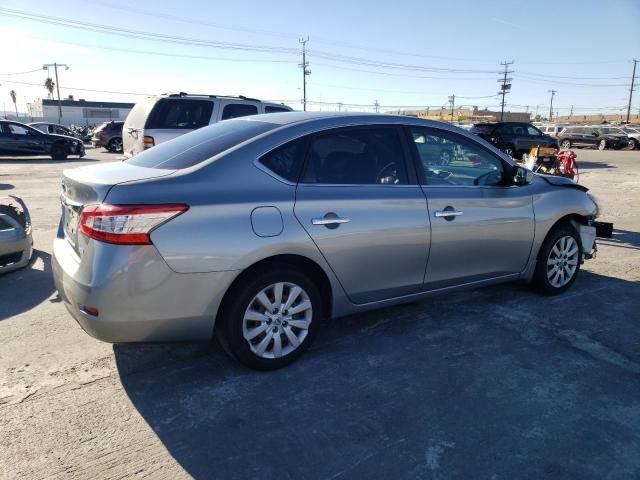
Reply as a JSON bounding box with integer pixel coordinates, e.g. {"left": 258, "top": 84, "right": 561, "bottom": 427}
{"left": 9, "top": 90, "right": 18, "bottom": 118}
{"left": 44, "top": 77, "right": 55, "bottom": 99}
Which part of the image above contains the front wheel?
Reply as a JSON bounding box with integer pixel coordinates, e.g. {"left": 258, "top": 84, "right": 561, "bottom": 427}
{"left": 217, "top": 267, "right": 322, "bottom": 370}
{"left": 628, "top": 138, "right": 637, "bottom": 150}
{"left": 50, "top": 143, "right": 68, "bottom": 160}
{"left": 561, "top": 139, "right": 571, "bottom": 149}
{"left": 598, "top": 139, "right": 607, "bottom": 150}
{"left": 531, "top": 225, "right": 582, "bottom": 295}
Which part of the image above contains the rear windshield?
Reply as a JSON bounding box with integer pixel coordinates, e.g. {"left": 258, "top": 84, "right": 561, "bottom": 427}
{"left": 125, "top": 119, "right": 278, "bottom": 169}
{"left": 470, "top": 124, "right": 495, "bottom": 134}
{"left": 145, "top": 98, "right": 214, "bottom": 130}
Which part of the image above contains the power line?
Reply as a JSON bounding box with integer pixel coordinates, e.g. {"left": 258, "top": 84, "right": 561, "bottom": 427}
{"left": 0, "top": 8, "right": 299, "bottom": 54}
{"left": 0, "top": 8, "right": 501, "bottom": 76}
{"left": 0, "top": 78, "right": 153, "bottom": 96}
{"left": 0, "top": 68, "right": 44, "bottom": 76}
{"left": 515, "top": 74, "right": 629, "bottom": 87}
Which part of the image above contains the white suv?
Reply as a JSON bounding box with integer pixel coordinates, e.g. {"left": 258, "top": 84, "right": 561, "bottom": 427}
{"left": 122, "top": 93, "right": 292, "bottom": 157}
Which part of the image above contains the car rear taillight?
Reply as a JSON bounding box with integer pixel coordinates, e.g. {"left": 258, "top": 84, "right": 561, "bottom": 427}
{"left": 79, "top": 204, "right": 188, "bottom": 245}
{"left": 143, "top": 136, "right": 155, "bottom": 149}
{"left": 99, "top": 130, "right": 107, "bottom": 137}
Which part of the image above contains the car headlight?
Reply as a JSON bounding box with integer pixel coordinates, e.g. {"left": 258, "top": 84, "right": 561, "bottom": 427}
{"left": 587, "top": 192, "right": 601, "bottom": 218}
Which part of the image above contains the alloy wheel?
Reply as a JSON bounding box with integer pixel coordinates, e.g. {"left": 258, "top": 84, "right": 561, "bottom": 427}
{"left": 242, "top": 282, "right": 312, "bottom": 359}
{"left": 598, "top": 140, "right": 606, "bottom": 150}
{"left": 546, "top": 236, "right": 579, "bottom": 288}
{"left": 111, "top": 138, "right": 123, "bottom": 152}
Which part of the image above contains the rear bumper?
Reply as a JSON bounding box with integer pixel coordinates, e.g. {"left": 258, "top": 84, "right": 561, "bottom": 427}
{"left": 52, "top": 236, "right": 238, "bottom": 342}
{"left": 91, "top": 138, "right": 107, "bottom": 148}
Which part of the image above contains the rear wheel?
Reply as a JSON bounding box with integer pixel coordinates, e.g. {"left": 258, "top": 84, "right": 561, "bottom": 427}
{"left": 108, "top": 137, "right": 123, "bottom": 153}
{"left": 560, "top": 139, "right": 571, "bottom": 149}
{"left": 598, "top": 139, "right": 607, "bottom": 150}
{"left": 216, "top": 267, "right": 322, "bottom": 370}
{"left": 531, "top": 225, "right": 582, "bottom": 295}
{"left": 50, "top": 143, "right": 68, "bottom": 160}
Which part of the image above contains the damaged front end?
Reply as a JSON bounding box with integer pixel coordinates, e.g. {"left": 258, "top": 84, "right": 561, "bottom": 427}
{"left": 0, "top": 195, "right": 33, "bottom": 274}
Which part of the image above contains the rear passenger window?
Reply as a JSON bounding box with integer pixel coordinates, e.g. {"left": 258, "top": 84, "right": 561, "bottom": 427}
{"left": 301, "top": 127, "right": 408, "bottom": 185}
{"left": 259, "top": 139, "right": 308, "bottom": 182}
{"left": 222, "top": 104, "right": 258, "bottom": 120}
{"left": 145, "top": 99, "right": 214, "bottom": 129}
{"left": 265, "top": 106, "right": 290, "bottom": 113}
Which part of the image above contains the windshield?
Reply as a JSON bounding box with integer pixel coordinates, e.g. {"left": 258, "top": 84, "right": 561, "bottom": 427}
{"left": 598, "top": 127, "right": 624, "bottom": 135}
{"left": 125, "top": 118, "right": 278, "bottom": 169}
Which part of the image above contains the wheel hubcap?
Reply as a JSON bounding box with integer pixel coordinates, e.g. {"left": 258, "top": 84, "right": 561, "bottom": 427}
{"left": 546, "top": 236, "right": 579, "bottom": 288}
{"left": 242, "top": 282, "right": 312, "bottom": 359}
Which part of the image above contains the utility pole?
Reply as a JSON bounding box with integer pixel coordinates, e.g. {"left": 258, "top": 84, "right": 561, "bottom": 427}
{"left": 448, "top": 94, "right": 455, "bottom": 121}
{"left": 548, "top": 90, "right": 556, "bottom": 121}
{"left": 498, "top": 60, "right": 514, "bottom": 121}
{"left": 373, "top": 100, "right": 380, "bottom": 113}
{"left": 42, "top": 63, "right": 69, "bottom": 123}
{"left": 298, "top": 37, "right": 311, "bottom": 111}
{"left": 337, "top": 102, "right": 343, "bottom": 112}
{"left": 626, "top": 59, "right": 637, "bottom": 124}
{"left": 569, "top": 105, "right": 574, "bottom": 121}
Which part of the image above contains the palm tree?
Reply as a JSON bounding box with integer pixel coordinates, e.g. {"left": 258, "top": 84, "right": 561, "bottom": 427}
{"left": 44, "top": 77, "right": 55, "bottom": 100}
{"left": 9, "top": 90, "right": 18, "bottom": 118}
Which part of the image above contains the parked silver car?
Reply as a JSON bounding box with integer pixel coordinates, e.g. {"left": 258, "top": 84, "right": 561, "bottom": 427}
{"left": 53, "top": 113, "right": 603, "bottom": 369}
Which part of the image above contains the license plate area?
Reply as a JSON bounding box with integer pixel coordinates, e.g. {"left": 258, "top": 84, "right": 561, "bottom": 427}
{"left": 62, "top": 201, "right": 81, "bottom": 247}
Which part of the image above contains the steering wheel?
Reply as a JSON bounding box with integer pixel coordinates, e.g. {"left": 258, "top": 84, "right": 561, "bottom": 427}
{"left": 376, "top": 162, "right": 398, "bottom": 184}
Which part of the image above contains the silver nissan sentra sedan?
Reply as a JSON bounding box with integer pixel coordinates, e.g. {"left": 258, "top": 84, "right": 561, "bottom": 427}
{"left": 53, "top": 112, "right": 603, "bottom": 369}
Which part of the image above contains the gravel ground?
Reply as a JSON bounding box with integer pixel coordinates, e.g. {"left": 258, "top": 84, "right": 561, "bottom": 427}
{"left": 0, "top": 147, "right": 639, "bottom": 480}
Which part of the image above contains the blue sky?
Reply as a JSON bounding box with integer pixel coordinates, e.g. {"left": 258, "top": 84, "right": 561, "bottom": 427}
{"left": 0, "top": 0, "right": 638, "bottom": 116}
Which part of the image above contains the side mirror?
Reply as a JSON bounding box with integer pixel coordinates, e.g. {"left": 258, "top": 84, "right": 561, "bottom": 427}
{"left": 513, "top": 165, "right": 534, "bottom": 186}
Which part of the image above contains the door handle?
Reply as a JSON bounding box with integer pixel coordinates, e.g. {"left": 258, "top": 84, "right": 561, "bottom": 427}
{"left": 434, "top": 210, "right": 463, "bottom": 218}
{"left": 312, "top": 217, "right": 350, "bottom": 225}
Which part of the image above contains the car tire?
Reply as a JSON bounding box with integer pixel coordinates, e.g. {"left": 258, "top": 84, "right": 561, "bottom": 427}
{"left": 598, "top": 139, "right": 607, "bottom": 150}
{"left": 50, "top": 143, "right": 68, "bottom": 160}
{"left": 216, "top": 266, "right": 323, "bottom": 370}
{"left": 108, "top": 137, "right": 123, "bottom": 153}
{"left": 628, "top": 138, "right": 637, "bottom": 150}
{"left": 531, "top": 224, "right": 582, "bottom": 296}
{"left": 560, "top": 139, "right": 571, "bottom": 149}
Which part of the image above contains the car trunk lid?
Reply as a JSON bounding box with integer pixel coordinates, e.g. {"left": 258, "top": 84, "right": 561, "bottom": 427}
{"left": 60, "top": 162, "right": 175, "bottom": 254}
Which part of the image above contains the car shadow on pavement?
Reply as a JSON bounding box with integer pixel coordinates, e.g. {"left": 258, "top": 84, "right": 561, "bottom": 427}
{"left": 0, "top": 183, "right": 14, "bottom": 190}
{"left": 114, "top": 271, "right": 640, "bottom": 480}
{"left": 598, "top": 229, "right": 640, "bottom": 250}
{"left": 578, "top": 160, "right": 616, "bottom": 170}
{"left": 0, "top": 249, "right": 56, "bottom": 321}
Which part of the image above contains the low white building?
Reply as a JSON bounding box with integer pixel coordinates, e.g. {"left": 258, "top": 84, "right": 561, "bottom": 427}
{"left": 28, "top": 98, "right": 134, "bottom": 126}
